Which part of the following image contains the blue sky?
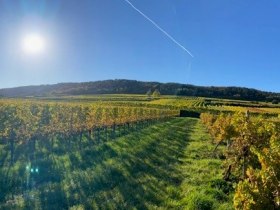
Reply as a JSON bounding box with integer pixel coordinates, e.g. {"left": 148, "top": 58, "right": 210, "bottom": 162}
{"left": 0, "top": 0, "right": 279, "bottom": 92}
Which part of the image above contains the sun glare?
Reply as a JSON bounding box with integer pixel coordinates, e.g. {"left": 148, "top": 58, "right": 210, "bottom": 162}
{"left": 22, "top": 33, "right": 46, "bottom": 55}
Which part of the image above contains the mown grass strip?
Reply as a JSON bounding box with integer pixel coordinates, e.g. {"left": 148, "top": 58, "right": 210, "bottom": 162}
{"left": 1, "top": 118, "right": 232, "bottom": 210}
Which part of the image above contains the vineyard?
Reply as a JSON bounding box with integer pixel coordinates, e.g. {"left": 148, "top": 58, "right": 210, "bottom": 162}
{"left": 0, "top": 94, "right": 280, "bottom": 209}
{"left": 0, "top": 98, "right": 179, "bottom": 206}
{"left": 0, "top": 0, "right": 279, "bottom": 208}
{"left": 145, "top": 96, "right": 280, "bottom": 116}
{"left": 201, "top": 112, "right": 280, "bottom": 209}
{"left": 0, "top": 99, "right": 178, "bottom": 163}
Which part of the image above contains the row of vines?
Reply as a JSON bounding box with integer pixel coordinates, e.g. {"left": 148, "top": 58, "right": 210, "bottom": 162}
{"left": 0, "top": 100, "right": 179, "bottom": 166}
{"left": 0, "top": 100, "right": 179, "bottom": 203}
{"left": 200, "top": 112, "right": 280, "bottom": 209}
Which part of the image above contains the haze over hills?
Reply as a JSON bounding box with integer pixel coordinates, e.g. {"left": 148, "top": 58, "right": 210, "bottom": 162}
{"left": 0, "top": 79, "right": 279, "bottom": 102}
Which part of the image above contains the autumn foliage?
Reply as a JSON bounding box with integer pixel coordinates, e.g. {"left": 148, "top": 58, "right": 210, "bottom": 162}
{"left": 200, "top": 112, "right": 280, "bottom": 209}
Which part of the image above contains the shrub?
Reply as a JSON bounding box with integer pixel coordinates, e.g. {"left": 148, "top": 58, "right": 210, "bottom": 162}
{"left": 152, "top": 89, "right": 160, "bottom": 97}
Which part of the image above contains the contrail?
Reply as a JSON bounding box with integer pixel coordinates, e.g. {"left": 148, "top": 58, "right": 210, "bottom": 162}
{"left": 123, "top": 0, "right": 194, "bottom": 58}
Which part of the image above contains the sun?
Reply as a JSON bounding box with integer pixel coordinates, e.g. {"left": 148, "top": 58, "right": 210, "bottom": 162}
{"left": 22, "top": 33, "right": 46, "bottom": 54}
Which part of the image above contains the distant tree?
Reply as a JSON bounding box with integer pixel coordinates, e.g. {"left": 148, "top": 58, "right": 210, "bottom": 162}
{"left": 272, "top": 99, "right": 279, "bottom": 104}
{"left": 152, "top": 89, "right": 161, "bottom": 98}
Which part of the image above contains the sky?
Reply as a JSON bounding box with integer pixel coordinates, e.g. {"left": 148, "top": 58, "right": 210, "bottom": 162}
{"left": 0, "top": 0, "right": 279, "bottom": 92}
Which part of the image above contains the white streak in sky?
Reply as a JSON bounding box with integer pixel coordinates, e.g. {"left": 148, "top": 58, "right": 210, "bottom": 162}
{"left": 123, "top": 0, "right": 194, "bottom": 58}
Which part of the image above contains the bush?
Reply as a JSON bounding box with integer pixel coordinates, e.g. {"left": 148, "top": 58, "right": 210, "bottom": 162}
{"left": 152, "top": 89, "right": 160, "bottom": 97}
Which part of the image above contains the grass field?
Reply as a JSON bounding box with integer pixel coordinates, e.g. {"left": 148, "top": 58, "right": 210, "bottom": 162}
{"left": 0, "top": 117, "right": 232, "bottom": 209}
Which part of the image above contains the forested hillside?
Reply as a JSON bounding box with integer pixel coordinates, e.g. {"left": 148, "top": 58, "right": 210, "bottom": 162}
{"left": 0, "top": 79, "right": 279, "bottom": 102}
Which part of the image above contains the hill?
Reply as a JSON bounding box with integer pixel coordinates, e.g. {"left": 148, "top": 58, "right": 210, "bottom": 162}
{"left": 0, "top": 79, "right": 279, "bottom": 102}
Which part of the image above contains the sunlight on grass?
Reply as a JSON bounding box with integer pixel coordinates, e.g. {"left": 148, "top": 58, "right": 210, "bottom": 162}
{"left": 0, "top": 118, "right": 233, "bottom": 209}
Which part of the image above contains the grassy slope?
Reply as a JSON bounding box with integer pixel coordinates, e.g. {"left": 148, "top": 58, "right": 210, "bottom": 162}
{"left": 1, "top": 118, "right": 232, "bottom": 209}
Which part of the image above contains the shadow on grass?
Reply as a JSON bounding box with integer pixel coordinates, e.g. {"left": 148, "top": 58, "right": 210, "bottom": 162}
{"left": 1, "top": 118, "right": 199, "bottom": 209}
{"left": 112, "top": 118, "right": 197, "bottom": 208}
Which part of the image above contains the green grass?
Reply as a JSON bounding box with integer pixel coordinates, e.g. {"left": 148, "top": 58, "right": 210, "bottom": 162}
{"left": 0, "top": 118, "right": 233, "bottom": 209}
{"left": 178, "top": 119, "right": 234, "bottom": 210}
